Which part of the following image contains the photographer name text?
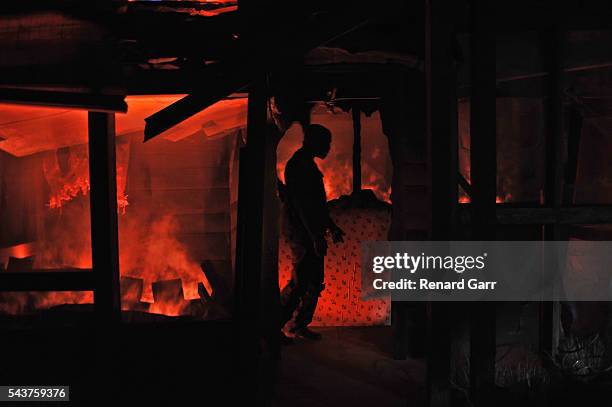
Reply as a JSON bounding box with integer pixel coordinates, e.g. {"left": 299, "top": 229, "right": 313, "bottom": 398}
{"left": 371, "top": 253, "right": 498, "bottom": 291}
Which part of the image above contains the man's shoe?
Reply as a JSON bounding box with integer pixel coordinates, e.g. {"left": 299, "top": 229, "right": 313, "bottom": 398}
{"left": 293, "top": 327, "right": 322, "bottom": 341}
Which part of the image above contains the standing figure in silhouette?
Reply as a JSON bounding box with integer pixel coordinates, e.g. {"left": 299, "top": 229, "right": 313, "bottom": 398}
{"left": 280, "top": 124, "right": 345, "bottom": 341}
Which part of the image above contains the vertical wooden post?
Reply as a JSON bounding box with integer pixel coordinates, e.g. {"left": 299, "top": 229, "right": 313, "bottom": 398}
{"left": 352, "top": 107, "right": 362, "bottom": 196}
{"left": 234, "top": 2, "right": 273, "bottom": 403}
{"left": 88, "top": 112, "right": 121, "bottom": 325}
{"left": 425, "top": 0, "right": 456, "bottom": 405}
{"left": 564, "top": 105, "right": 582, "bottom": 205}
{"left": 235, "top": 83, "right": 267, "bottom": 332}
{"left": 540, "top": 25, "right": 566, "bottom": 361}
{"left": 233, "top": 78, "right": 268, "bottom": 402}
{"left": 469, "top": 0, "right": 497, "bottom": 405}
{"left": 543, "top": 27, "right": 565, "bottom": 223}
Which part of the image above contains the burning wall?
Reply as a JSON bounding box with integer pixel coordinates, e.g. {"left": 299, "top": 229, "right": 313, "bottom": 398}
{"left": 0, "top": 98, "right": 245, "bottom": 317}
{"left": 117, "top": 131, "right": 239, "bottom": 315}
{"left": 0, "top": 97, "right": 393, "bottom": 325}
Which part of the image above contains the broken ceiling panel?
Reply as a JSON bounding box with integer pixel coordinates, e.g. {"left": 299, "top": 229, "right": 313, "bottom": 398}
{"left": 0, "top": 95, "right": 246, "bottom": 157}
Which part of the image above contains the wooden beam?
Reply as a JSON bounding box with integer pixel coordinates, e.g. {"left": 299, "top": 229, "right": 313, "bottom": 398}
{"left": 232, "top": 76, "right": 268, "bottom": 404}
{"left": 426, "top": 302, "right": 452, "bottom": 407}
{"left": 540, "top": 25, "right": 566, "bottom": 359}
{"left": 458, "top": 172, "right": 472, "bottom": 198}
{"left": 496, "top": 205, "right": 612, "bottom": 224}
{"left": 143, "top": 71, "right": 247, "bottom": 141}
{"left": 0, "top": 89, "right": 127, "bottom": 113}
{"left": 352, "top": 107, "right": 362, "bottom": 196}
{"left": 452, "top": 2, "right": 612, "bottom": 32}
{"left": 143, "top": 2, "right": 374, "bottom": 141}
{"left": 234, "top": 81, "right": 267, "bottom": 322}
{"left": 88, "top": 112, "right": 121, "bottom": 325}
{"left": 0, "top": 271, "right": 94, "bottom": 292}
{"left": 469, "top": 0, "right": 497, "bottom": 404}
{"left": 425, "top": 0, "right": 456, "bottom": 405}
{"left": 542, "top": 28, "right": 566, "bottom": 226}
{"left": 564, "top": 105, "right": 583, "bottom": 205}
{"left": 428, "top": 6, "right": 454, "bottom": 239}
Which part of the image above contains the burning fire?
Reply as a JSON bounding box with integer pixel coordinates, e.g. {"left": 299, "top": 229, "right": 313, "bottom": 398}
{"left": 0, "top": 97, "right": 246, "bottom": 318}
{"left": 1, "top": 101, "right": 394, "bottom": 320}
{"left": 43, "top": 144, "right": 130, "bottom": 213}
{"left": 1, "top": 139, "right": 214, "bottom": 317}
{"left": 119, "top": 214, "right": 212, "bottom": 313}
{"left": 458, "top": 194, "right": 513, "bottom": 204}
{"left": 43, "top": 146, "right": 90, "bottom": 210}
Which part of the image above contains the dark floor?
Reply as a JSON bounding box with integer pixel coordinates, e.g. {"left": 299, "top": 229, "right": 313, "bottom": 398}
{"left": 271, "top": 324, "right": 612, "bottom": 407}
{"left": 273, "top": 326, "right": 425, "bottom": 407}
{"left": 0, "top": 306, "right": 236, "bottom": 406}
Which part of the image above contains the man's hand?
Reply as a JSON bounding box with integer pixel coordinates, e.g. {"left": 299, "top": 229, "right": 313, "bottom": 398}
{"left": 314, "top": 237, "right": 328, "bottom": 258}
{"left": 330, "top": 224, "right": 345, "bottom": 244}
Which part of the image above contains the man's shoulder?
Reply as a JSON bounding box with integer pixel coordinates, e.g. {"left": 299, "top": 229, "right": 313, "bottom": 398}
{"left": 286, "top": 150, "right": 312, "bottom": 172}
{"left": 285, "top": 151, "right": 322, "bottom": 186}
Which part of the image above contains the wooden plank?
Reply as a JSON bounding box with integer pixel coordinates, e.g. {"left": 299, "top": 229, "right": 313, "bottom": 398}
{"left": 458, "top": 172, "right": 472, "bottom": 198}
{"left": 0, "top": 271, "right": 94, "bottom": 292}
{"left": 144, "top": 1, "right": 374, "bottom": 142}
{"left": 426, "top": 302, "right": 452, "bottom": 407}
{"left": 469, "top": 1, "right": 497, "bottom": 405}
{"left": 232, "top": 75, "right": 268, "bottom": 402}
{"left": 427, "top": 4, "right": 454, "bottom": 239}
{"left": 496, "top": 205, "right": 612, "bottom": 224}
{"left": 88, "top": 112, "right": 121, "bottom": 325}
{"left": 564, "top": 105, "right": 583, "bottom": 205}
{"left": 540, "top": 25, "right": 566, "bottom": 359}
{"left": 144, "top": 75, "right": 247, "bottom": 141}
{"left": 425, "top": 0, "right": 456, "bottom": 405}
{"left": 542, "top": 28, "right": 566, "bottom": 228}
{"left": 352, "top": 107, "right": 362, "bottom": 196}
{"left": 0, "top": 88, "right": 126, "bottom": 113}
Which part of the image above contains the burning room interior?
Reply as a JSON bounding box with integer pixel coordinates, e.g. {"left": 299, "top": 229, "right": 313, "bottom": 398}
{"left": 2, "top": 1, "right": 612, "bottom": 406}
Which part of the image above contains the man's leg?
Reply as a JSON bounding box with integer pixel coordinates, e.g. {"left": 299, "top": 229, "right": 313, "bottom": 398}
{"left": 290, "top": 253, "right": 325, "bottom": 339}
{"left": 280, "top": 246, "right": 310, "bottom": 329}
{"left": 280, "top": 279, "right": 303, "bottom": 329}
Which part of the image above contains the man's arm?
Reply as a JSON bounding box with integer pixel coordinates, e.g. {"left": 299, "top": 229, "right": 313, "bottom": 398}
{"left": 326, "top": 215, "right": 345, "bottom": 243}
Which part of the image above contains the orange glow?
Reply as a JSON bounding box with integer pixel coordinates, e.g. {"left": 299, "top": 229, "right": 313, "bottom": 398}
{"left": 2, "top": 243, "right": 35, "bottom": 259}
{"left": 0, "top": 96, "right": 245, "bottom": 316}
{"left": 0, "top": 291, "right": 93, "bottom": 315}
{"left": 279, "top": 206, "right": 391, "bottom": 326}
{"left": 43, "top": 146, "right": 91, "bottom": 209}
{"left": 457, "top": 194, "right": 512, "bottom": 204}
{"left": 0, "top": 96, "right": 186, "bottom": 157}
{"left": 119, "top": 215, "right": 205, "bottom": 304}
{"left": 276, "top": 109, "right": 392, "bottom": 203}
{"left": 0, "top": 97, "right": 392, "bottom": 324}
{"left": 275, "top": 108, "right": 392, "bottom": 326}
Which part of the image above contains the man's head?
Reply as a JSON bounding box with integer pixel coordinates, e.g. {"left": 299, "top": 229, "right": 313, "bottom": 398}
{"left": 303, "top": 124, "right": 332, "bottom": 159}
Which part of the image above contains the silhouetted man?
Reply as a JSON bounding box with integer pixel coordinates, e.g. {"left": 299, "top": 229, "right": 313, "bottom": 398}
{"left": 280, "top": 124, "right": 345, "bottom": 341}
